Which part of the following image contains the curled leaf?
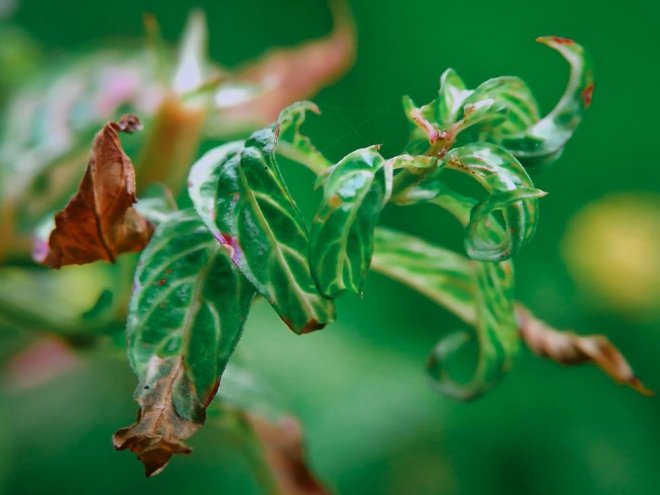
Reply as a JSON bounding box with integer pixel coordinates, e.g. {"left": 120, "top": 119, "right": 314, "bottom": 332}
{"left": 465, "top": 187, "right": 547, "bottom": 261}
{"left": 36, "top": 115, "right": 153, "bottom": 268}
{"left": 499, "top": 37, "right": 594, "bottom": 166}
{"left": 310, "top": 146, "right": 390, "bottom": 297}
{"left": 456, "top": 76, "right": 539, "bottom": 140}
{"left": 212, "top": 0, "right": 355, "bottom": 126}
{"left": 371, "top": 227, "right": 519, "bottom": 400}
{"left": 516, "top": 306, "right": 653, "bottom": 396}
{"left": 393, "top": 142, "right": 542, "bottom": 262}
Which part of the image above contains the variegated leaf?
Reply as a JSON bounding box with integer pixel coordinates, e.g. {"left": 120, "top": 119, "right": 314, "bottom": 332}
{"left": 115, "top": 209, "right": 255, "bottom": 475}
{"left": 188, "top": 116, "right": 335, "bottom": 334}
{"left": 456, "top": 76, "right": 539, "bottom": 140}
{"left": 310, "top": 146, "right": 390, "bottom": 297}
{"left": 499, "top": 37, "right": 594, "bottom": 166}
{"left": 371, "top": 227, "right": 518, "bottom": 400}
{"left": 275, "top": 101, "right": 332, "bottom": 175}
{"left": 393, "top": 142, "right": 543, "bottom": 261}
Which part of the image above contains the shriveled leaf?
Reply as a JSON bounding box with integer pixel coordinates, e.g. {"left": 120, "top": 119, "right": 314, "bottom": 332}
{"left": 0, "top": 49, "right": 158, "bottom": 261}
{"left": 115, "top": 210, "right": 255, "bottom": 475}
{"left": 499, "top": 37, "right": 594, "bottom": 166}
{"left": 310, "top": 146, "right": 389, "bottom": 296}
{"left": 113, "top": 356, "right": 198, "bottom": 477}
{"left": 189, "top": 117, "right": 335, "bottom": 334}
{"left": 516, "top": 306, "right": 653, "bottom": 396}
{"left": 211, "top": 0, "right": 355, "bottom": 127}
{"left": 371, "top": 227, "right": 518, "bottom": 400}
{"left": 35, "top": 115, "right": 153, "bottom": 268}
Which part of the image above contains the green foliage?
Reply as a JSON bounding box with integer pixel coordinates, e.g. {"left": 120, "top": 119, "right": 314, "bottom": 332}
{"left": 1, "top": 14, "right": 648, "bottom": 487}
{"left": 126, "top": 209, "right": 255, "bottom": 416}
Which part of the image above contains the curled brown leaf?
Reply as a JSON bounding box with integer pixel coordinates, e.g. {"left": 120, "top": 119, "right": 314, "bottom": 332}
{"left": 220, "top": 0, "right": 355, "bottom": 125}
{"left": 113, "top": 356, "right": 211, "bottom": 477}
{"left": 244, "top": 413, "right": 330, "bottom": 495}
{"left": 516, "top": 305, "right": 654, "bottom": 396}
{"left": 37, "top": 114, "right": 153, "bottom": 268}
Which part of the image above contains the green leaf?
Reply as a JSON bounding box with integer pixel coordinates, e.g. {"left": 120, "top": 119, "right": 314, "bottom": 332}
{"left": 188, "top": 117, "right": 335, "bottom": 334}
{"left": 498, "top": 37, "right": 594, "bottom": 166}
{"left": 275, "top": 101, "right": 332, "bottom": 175}
{"left": 393, "top": 142, "right": 543, "bottom": 261}
{"left": 465, "top": 187, "right": 546, "bottom": 261}
{"left": 126, "top": 209, "right": 254, "bottom": 415}
{"left": 456, "top": 76, "right": 539, "bottom": 139}
{"left": 402, "top": 69, "right": 471, "bottom": 154}
{"left": 134, "top": 183, "right": 178, "bottom": 226}
{"left": 115, "top": 209, "right": 255, "bottom": 475}
{"left": 371, "top": 227, "right": 476, "bottom": 324}
{"left": 371, "top": 227, "right": 518, "bottom": 400}
{"left": 309, "top": 145, "right": 390, "bottom": 297}
{"left": 437, "top": 68, "right": 472, "bottom": 125}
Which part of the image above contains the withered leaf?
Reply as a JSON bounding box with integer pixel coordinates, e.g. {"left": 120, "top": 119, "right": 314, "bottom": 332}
{"left": 516, "top": 305, "right": 654, "bottom": 396}
{"left": 113, "top": 356, "right": 213, "bottom": 477}
{"left": 244, "top": 413, "right": 330, "bottom": 495}
{"left": 222, "top": 0, "right": 355, "bottom": 124}
{"left": 38, "top": 114, "right": 153, "bottom": 268}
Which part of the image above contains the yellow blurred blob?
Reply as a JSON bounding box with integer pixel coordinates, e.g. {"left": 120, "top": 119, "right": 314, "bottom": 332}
{"left": 562, "top": 193, "right": 660, "bottom": 318}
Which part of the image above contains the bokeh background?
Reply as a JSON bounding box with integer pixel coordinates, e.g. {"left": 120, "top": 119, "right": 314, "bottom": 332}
{"left": 1, "top": 0, "right": 659, "bottom": 494}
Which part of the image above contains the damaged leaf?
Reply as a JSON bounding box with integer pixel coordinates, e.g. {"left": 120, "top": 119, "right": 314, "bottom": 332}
{"left": 516, "top": 306, "right": 653, "bottom": 396}
{"left": 36, "top": 115, "right": 153, "bottom": 268}
{"left": 115, "top": 210, "right": 255, "bottom": 475}
{"left": 113, "top": 356, "right": 199, "bottom": 477}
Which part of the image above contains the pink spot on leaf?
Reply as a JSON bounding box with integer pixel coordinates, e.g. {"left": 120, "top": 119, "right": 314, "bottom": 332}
{"left": 214, "top": 232, "right": 242, "bottom": 264}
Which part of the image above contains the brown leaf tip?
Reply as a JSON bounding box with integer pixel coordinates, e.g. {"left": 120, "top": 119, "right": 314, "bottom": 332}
{"left": 114, "top": 114, "right": 143, "bottom": 134}
{"left": 113, "top": 430, "right": 192, "bottom": 477}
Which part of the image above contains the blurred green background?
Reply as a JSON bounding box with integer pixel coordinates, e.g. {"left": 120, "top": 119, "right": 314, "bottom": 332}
{"left": 1, "top": 0, "right": 659, "bottom": 494}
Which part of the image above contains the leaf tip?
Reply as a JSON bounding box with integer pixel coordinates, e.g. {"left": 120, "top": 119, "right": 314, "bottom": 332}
{"left": 629, "top": 377, "right": 655, "bottom": 397}
{"left": 536, "top": 35, "right": 575, "bottom": 46}
{"left": 114, "top": 114, "right": 143, "bottom": 134}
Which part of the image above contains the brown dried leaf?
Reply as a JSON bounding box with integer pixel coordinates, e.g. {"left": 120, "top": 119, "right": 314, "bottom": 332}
{"left": 113, "top": 356, "right": 212, "bottom": 477}
{"left": 245, "top": 413, "right": 331, "bottom": 495}
{"left": 223, "top": 0, "right": 355, "bottom": 124}
{"left": 516, "top": 305, "right": 654, "bottom": 396}
{"left": 38, "top": 114, "right": 153, "bottom": 268}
